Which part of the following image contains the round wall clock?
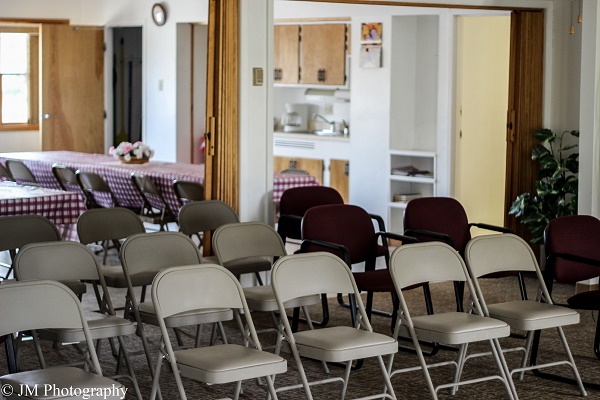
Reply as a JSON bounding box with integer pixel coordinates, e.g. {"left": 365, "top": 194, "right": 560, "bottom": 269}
{"left": 152, "top": 3, "right": 167, "bottom": 26}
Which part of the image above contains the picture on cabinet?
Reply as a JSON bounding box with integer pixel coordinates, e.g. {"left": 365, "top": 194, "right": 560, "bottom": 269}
{"left": 359, "top": 45, "right": 381, "bottom": 68}
{"left": 361, "top": 22, "right": 382, "bottom": 44}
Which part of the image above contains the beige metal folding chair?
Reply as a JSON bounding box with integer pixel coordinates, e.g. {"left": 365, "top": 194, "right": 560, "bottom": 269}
{"left": 271, "top": 251, "right": 398, "bottom": 400}
{"left": 149, "top": 264, "right": 287, "bottom": 400}
{"left": 0, "top": 280, "right": 125, "bottom": 400}
{"left": 465, "top": 233, "right": 586, "bottom": 396}
{"left": 131, "top": 172, "right": 178, "bottom": 231}
{"left": 173, "top": 179, "right": 205, "bottom": 206}
{"left": 13, "top": 241, "right": 142, "bottom": 399}
{"left": 0, "top": 163, "right": 14, "bottom": 182}
{"left": 387, "top": 242, "right": 516, "bottom": 400}
{"left": 51, "top": 163, "right": 81, "bottom": 193}
{"left": 119, "top": 231, "right": 234, "bottom": 395}
{"left": 5, "top": 159, "right": 37, "bottom": 184}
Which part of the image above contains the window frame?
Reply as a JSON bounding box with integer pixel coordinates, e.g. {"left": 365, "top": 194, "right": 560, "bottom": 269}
{"left": 0, "top": 26, "right": 39, "bottom": 131}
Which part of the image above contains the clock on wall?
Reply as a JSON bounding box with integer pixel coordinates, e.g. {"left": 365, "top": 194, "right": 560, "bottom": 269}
{"left": 152, "top": 3, "right": 167, "bottom": 26}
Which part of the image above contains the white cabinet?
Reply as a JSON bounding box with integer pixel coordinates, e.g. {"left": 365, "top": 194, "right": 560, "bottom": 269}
{"left": 387, "top": 150, "right": 436, "bottom": 233}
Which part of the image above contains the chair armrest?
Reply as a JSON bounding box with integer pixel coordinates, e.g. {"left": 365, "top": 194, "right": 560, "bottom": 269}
{"left": 549, "top": 252, "right": 600, "bottom": 268}
{"left": 468, "top": 222, "right": 513, "bottom": 234}
{"left": 377, "top": 231, "right": 419, "bottom": 245}
{"left": 299, "top": 238, "right": 352, "bottom": 267}
{"left": 403, "top": 228, "right": 454, "bottom": 247}
{"left": 369, "top": 213, "right": 386, "bottom": 232}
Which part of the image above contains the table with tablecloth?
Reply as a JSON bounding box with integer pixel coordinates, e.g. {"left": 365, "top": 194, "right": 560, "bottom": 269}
{"left": 0, "top": 182, "right": 87, "bottom": 224}
{"left": 0, "top": 151, "right": 203, "bottom": 215}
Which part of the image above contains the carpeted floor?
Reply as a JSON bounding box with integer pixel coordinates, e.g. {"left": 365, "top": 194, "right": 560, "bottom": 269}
{"left": 3, "top": 251, "right": 599, "bottom": 400}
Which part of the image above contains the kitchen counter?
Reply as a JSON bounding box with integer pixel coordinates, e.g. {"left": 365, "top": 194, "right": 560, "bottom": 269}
{"left": 274, "top": 131, "right": 350, "bottom": 142}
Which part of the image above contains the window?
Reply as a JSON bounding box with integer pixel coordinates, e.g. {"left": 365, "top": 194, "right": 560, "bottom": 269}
{"left": 0, "top": 27, "right": 39, "bottom": 130}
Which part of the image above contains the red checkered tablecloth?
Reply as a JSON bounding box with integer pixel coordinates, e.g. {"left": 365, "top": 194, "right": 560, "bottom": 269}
{"left": 273, "top": 173, "right": 320, "bottom": 203}
{"left": 0, "top": 151, "right": 204, "bottom": 215}
{"left": 0, "top": 182, "right": 86, "bottom": 225}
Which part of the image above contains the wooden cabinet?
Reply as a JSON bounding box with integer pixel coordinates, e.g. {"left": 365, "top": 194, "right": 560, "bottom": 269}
{"left": 274, "top": 23, "right": 347, "bottom": 86}
{"left": 329, "top": 159, "right": 349, "bottom": 203}
{"left": 300, "top": 24, "right": 347, "bottom": 85}
{"left": 274, "top": 156, "right": 324, "bottom": 184}
{"left": 274, "top": 25, "right": 299, "bottom": 84}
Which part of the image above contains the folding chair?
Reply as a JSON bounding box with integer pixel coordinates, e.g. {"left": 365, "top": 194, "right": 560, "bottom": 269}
{"left": 51, "top": 164, "right": 82, "bottom": 193}
{"left": 271, "top": 252, "right": 398, "bottom": 400}
{"left": 119, "top": 231, "right": 234, "bottom": 395}
{"left": 13, "top": 241, "right": 143, "bottom": 400}
{"left": 149, "top": 264, "right": 287, "bottom": 400}
{"left": 387, "top": 242, "right": 516, "bottom": 400}
{"left": 131, "top": 173, "right": 178, "bottom": 231}
{"left": 173, "top": 179, "right": 205, "bottom": 206}
{"left": 0, "top": 280, "right": 125, "bottom": 400}
{"left": 5, "top": 159, "right": 37, "bottom": 184}
{"left": 0, "top": 163, "right": 14, "bottom": 182}
{"left": 76, "top": 170, "right": 121, "bottom": 209}
{"left": 465, "top": 233, "right": 586, "bottom": 396}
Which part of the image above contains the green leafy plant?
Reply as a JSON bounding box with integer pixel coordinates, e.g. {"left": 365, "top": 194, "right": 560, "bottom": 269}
{"left": 509, "top": 129, "right": 579, "bottom": 244}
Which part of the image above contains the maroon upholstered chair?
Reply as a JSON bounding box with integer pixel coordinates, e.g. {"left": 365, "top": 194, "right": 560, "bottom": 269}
{"left": 299, "top": 204, "right": 418, "bottom": 331}
{"left": 403, "top": 197, "right": 517, "bottom": 308}
{"left": 538, "top": 215, "right": 600, "bottom": 361}
{"left": 277, "top": 186, "right": 344, "bottom": 244}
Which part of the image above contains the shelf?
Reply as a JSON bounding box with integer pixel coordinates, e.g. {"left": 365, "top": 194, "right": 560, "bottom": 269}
{"left": 388, "top": 201, "right": 408, "bottom": 209}
{"left": 390, "top": 175, "right": 435, "bottom": 184}
{"left": 389, "top": 149, "right": 436, "bottom": 158}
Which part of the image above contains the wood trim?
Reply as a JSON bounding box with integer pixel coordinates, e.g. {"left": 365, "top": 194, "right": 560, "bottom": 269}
{"left": 0, "top": 124, "right": 39, "bottom": 131}
{"left": 0, "top": 18, "right": 68, "bottom": 25}
{"left": 504, "top": 10, "right": 545, "bottom": 242}
{"left": 205, "top": 0, "right": 239, "bottom": 210}
{"left": 275, "top": 17, "right": 351, "bottom": 24}
{"left": 287, "top": 0, "right": 543, "bottom": 12}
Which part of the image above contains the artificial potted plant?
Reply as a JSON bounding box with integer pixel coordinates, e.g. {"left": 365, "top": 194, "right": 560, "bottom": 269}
{"left": 509, "top": 128, "right": 579, "bottom": 244}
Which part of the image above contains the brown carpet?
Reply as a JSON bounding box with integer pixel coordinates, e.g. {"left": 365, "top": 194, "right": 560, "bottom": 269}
{"left": 4, "top": 268, "right": 599, "bottom": 400}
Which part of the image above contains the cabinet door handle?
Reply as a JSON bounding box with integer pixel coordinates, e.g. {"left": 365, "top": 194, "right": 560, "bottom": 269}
{"left": 317, "top": 68, "right": 326, "bottom": 82}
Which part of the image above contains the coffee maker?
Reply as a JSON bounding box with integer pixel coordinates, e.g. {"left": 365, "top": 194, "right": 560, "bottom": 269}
{"left": 281, "top": 103, "right": 309, "bottom": 132}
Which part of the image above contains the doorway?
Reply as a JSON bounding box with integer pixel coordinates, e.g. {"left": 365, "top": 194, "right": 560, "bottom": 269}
{"left": 112, "top": 27, "right": 142, "bottom": 145}
{"left": 454, "top": 15, "right": 510, "bottom": 233}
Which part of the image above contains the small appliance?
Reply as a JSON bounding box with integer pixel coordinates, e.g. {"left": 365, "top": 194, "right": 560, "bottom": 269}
{"left": 281, "top": 103, "right": 309, "bottom": 133}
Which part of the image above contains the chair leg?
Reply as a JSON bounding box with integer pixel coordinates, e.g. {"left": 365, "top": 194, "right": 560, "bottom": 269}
{"left": 116, "top": 336, "right": 143, "bottom": 400}
{"left": 4, "top": 335, "right": 17, "bottom": 373}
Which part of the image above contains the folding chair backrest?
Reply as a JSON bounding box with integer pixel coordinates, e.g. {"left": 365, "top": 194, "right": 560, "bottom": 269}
{"left": 212, "top": 221, "right": 286, "bottom": 264}
{"left": 0, "top": 163, "right": 14, "bottom": 181}
{"left": 76, "top": 170, "right": 119, "bottom": 208}
{"left": 545, "top": 215, "right": 600, "bottom": 283}
{"left": 178, "top": 200, "right": 239, "bottom": 236}
{"left": 301, "top": 204, "right": 378, "bottom": 263}
{"left": 0, "top": 280, "right": 87, "bottom": 336}
{"left": 52, "top": 164, "right": 79, "bottom": 192}
{"left": 390, "top": 242, "right": 468, "bottom": 290}
{"left": 77, "top": 207, "right": 145, "bottom": 245}
{"left": 14, "top": 241, "right": 101, "bottom": 283}
{"left": 120, "top": 231, "right": 202, "bottom": 276}
{"left": 6, "top": 159, "right": 36, "bottom": 183}
{"left": 173, "top": 180, "right": 205, "bottom": 205}
{"left": 403, "top": 197, "right": 471, "bottom": 253}
{"left": 0, "top": 215, "right": 61, "bottom": 252}
{"left": 465, "top": 234, "right": 538, "bottom": 279}
{"left": 272, "top": 252, "right": 357, "bottom": 304}
{"left": 152, "top": 264, "right": 246, "bottom": 319}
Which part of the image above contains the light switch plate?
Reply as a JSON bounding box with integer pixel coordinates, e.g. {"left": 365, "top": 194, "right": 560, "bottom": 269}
{"left": 253, "top": 67, "right": 263, "bottom": 86}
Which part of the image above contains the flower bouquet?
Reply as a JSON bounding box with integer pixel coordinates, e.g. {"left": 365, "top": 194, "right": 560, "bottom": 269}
{"left": 109, "top": 141, "right": 154, "bottom": 164}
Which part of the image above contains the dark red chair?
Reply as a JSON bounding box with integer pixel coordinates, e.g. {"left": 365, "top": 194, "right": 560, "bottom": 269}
{"left": 276, "top": 186, "right": 344, "bottom": 244}
{"left": 537, "top": 215, "right": 600, "bottom": 361}
{"left": 403, "top": 197, "right": 518, "bottom": 308}
{"left": 299, "top": 204, "right": 418, "bottom": 330}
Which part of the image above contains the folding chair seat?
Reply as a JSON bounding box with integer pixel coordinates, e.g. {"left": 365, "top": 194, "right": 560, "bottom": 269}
{"left": 13, "top": 241, "right": 143, "bottom": 400}
{"left": 149, "top": 264, "right": 287, "bottom": 400}
{"left": 131, "top": 172, "right": 178, "bottom": 231}
{"left": 271, "top": 252, "right": 398, "bottom": 400}
{"left": 387, "top": 242, "right": 516, "bottom": 400}
{"left": 300, "top": 204, "right": 418, "bottom": 329}
{"left": 119, "top": 231, "right": 234, "bottom": 394}
{"left": 178, "top": 200, "right": 239, "bottom": 260}
{"left": 0, "top": 280, "right": 125, "bottom": 400}
{"left": 5, "top": 159, "right": 37, "bottom": 184}
{"left": 173, "top": 179, "right": 205, "bottom": 206}
{"left": 0, "top": 215, "right": 80, "bottom": 293}
{"left": 465, "top": 233, "right": 586, "bottom": 396}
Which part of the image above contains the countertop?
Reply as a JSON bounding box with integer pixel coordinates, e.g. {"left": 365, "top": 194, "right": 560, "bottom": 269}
{"left": 274, "top": 131, "right": 350, "bottom": 142}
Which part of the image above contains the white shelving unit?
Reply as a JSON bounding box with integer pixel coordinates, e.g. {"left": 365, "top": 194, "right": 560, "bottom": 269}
{"left": 388, "top": 150, "right": 436, "bottom": 233}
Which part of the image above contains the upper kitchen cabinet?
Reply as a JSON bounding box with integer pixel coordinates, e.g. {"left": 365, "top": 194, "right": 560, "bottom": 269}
{"left": 300, "top": 24, "right": 347, "bottom": 86}
{"left": 274, "top": 23, "right": 348, "bottom": 87}
{"left": 274, "top": 25, "right": 300, "bottom": 84}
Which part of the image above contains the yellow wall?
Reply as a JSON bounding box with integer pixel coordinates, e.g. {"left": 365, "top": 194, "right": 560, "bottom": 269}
{"left": 455, "top": 15, "right": 510, "bottom": 233}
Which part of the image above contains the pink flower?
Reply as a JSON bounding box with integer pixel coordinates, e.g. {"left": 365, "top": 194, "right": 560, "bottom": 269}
{"left": 123, "top": 143, "right": 133, "bottom": 154}
{"left": 109, "top": 146, "right": 115, "bottom": 155}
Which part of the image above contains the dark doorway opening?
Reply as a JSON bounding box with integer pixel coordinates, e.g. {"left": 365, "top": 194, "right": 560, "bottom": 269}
{"left": 112, "top": 27, "right": 142, "bottom": 145}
